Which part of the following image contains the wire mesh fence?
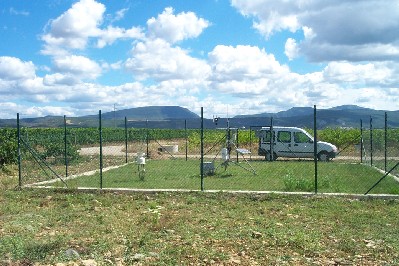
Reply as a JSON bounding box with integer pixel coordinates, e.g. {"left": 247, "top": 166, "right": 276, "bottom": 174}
{"left": 8, "top": 107, "right": 399, "bottom": 195}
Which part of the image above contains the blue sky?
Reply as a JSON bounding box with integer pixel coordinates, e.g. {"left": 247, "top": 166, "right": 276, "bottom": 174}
{"left": 1, "top": 0, "right": 399, "bottom": 118}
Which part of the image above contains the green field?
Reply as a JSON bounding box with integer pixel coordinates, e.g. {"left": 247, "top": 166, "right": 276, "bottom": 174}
{"left": 2, "top": 164, "right": 399, "bottom": 265}
{"left": 1, "top": 187, "right": 399, "bottom": 265}
{"left": 50, "top": 159, "right": 399, "bottom": 195}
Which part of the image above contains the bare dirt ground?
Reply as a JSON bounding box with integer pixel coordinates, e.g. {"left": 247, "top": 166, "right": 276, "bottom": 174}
{"left": 78, "top": 145, "right": 365, "bottom": 161}
{"left": 78, "top": 145, "right": 128, "bottom": 157}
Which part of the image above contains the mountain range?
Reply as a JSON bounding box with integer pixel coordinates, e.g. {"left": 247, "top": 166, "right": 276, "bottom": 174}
{"left": 1, "top": 105, "right": 398, "bottom": 129}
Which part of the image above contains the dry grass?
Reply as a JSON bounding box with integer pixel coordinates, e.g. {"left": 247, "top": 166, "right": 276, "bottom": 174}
{"left": 1, "top": 166, "right": 399, "bottom": 265}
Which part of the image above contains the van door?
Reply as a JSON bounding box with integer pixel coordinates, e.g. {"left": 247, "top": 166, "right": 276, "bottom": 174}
{"left": 275, "top": 130, "right": 295, "bottom": 157}
{"left": 290, "top": 131, "right": 314, "bottom": 158}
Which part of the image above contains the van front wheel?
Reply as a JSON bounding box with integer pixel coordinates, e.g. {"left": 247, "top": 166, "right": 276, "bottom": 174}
{"left": 265, "top": 152, "right": 277, "bottom": 161}
{"left": 317, "top": 151, "right": 330, "bottom": 162}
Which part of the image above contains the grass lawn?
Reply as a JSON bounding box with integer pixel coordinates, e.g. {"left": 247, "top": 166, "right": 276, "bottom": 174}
{"left": 56, "top": 159, "right": 399, "bottom": 195}
{"left": 1, "top": 185, "right": 399, "bottom": 265}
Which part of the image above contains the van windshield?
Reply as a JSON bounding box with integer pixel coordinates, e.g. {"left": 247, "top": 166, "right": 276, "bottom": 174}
{"left": 294, "top": 131, "right": 313, "bottom": 143}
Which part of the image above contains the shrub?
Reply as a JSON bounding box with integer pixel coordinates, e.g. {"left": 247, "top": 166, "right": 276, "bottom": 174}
{"left": 0, "top": 129, "right": 17, "bottom": 167}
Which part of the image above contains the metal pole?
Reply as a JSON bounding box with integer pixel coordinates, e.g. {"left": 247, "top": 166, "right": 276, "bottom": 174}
{"left": 185, "top": 119, "right": 188, "bottom": 161}
{"left": 17, "top": 113, "right": 22, "bottom": 188}
{"left": 227, "top": 121, "right": 231, "bottom": 158}
{"left": 270, "top": 117, "right": 274, "bottom": 161}
{"left": 365, "top": 161, "right": 399, "bottom": 195}
{"left": 146, "top": 120, "right": 149, "bottom": 158}
{"left": 200, "top": 107, "right": 204, "bottom": 191}
{"left": 99, "top": 110, "right": 103, "bottom": 189}
{"left": 385, "top": 112, "right": 387, "bottom": 172}
{"left": 125, "top": 117, "right": 128, "bottom": 164}
{"left": 249, "top": 126, "right": 252, "bottom": 161}
{"left": 236, "top": 128, "right": 239, "bottom": 163}
{"left": 64, "top": 115, "right": 68, "bottom": 178}
{"left": 370, "top": 116, "right": 373, "bottom": 166}
{"left": 314, "top": 105, "right": 318, "bottom": 194}
{"left": 360, "top": 119, "right": 363, "bottom": 163}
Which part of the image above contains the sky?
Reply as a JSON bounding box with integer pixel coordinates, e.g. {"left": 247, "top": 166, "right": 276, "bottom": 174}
{"left": 1, "top": 0, "right": 399, "bottom": 119}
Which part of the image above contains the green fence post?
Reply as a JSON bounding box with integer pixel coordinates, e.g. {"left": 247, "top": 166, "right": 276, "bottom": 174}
{"left": 360, "top": 119, "right": 363, "bottom": 163}
{"left": 125, "top": 117, "right": 128, "bottom": 164}
{"left": 17, "top": 113, "right": 22, "bottom": 188}
{"left": 200, "top": 107, "right": 204, "bottom": 191}
{"left": 249, "top": 126, "right": 253, "bottom": 161}
{"left": 64, "top": 115, "right": 68, "bottom": 178}
{"left": 314, "top": 105, "right": 318, "bottom": 194}
{"left": 385, "top": 112, "right": 387, "bottom": 172}
{"left": 236, "top": 128, "right": 239, "bottom": 163}
{"left": 370, "top": 116, "right": 373, "bottom": 166}
{"left": 185, "top": 119, "right": 188, "bottom": 161}
{"left": 146, "top": 120, "right": 149, "bottom": 158}
{"left": 270, "top": 117, "right": 274, "bottom": 161}
{"left": 99, "top": 110, "right": 103, "bottom": 189}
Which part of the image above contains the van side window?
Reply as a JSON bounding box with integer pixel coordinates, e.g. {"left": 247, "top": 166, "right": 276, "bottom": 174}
{"left": 294, "top": 132, "right": 311, "bottom": 143}
{"left": 277, "top": 131, "right": 291, "bottom": 143}
{"left": 261, "top": 130, "right": 274, "bottom": 143}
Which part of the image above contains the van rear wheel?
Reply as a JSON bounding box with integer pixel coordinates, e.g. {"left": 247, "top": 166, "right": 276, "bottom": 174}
{"left": 265, "top": 152, "right": 277, "bottom": 161}
{"left": 318, "top": 151, "right": 330, "bottom": 162}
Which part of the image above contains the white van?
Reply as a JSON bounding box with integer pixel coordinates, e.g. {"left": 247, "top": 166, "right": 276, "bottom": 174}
{"left": 256, "top": 127, "right": 337, "bottom": 161}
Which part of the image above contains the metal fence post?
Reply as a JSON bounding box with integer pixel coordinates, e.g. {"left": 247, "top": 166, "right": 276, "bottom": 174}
{"left": 313, "top": 105, "right": 318, "bottom": 194}
{"left": 270, "top": 117, "right": 274, "bottom": 161}
{"left": 360, "top": 119, "right": 363, "bottom": 163}
{"left": 185, "top": 119, "right": 188, "bottom": 161}
{"left": 64, "top": 115, "right": 68, "bottom": 178}
{"left": 236, "top": 128, "right": 239, "bottom": 163}
{"left": 17, "top": 113, "right": 22, "bottom": 188}
{"left": 99, "top": 110, "right": 103, "bottom": 189}
{"left": 200, "top": 107, "right": 204, "bottom": 191}
{"left": 146, "top": 120, "right": 149, "bottom": 158}
{"left": 249, "top": 126, "right": 253, "bottom": 161}
{"left": 370, "top": 116, "right": 373, "bottom": 166}
{"left": 125, "top": 117, "right": 128, "bottom": 164}
{"left": 385, "top": 112, "right": 387, "bottom": 172}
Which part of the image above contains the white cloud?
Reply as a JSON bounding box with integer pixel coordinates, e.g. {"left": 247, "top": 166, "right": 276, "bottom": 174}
{"left": 9, "top": 7, "right": 29, "bottom": 16}
{"left": 4, "top": 1, "right": 399, "bottom": 119}
{"left": 125, "top": 38, "right": 211, "bottom": 81}
{"left": 231, "top": 0, "right": 301, "bottom": 38}
{"left": 205, "top": 44, "right": 399, "bottom": 113}
{"left": 96, "top": 26, "right": 143, "bottom": 48}
{"left": 147, "top": 7, "right": 209, "bottom": 43}
{"left": 42, "top": 0, "right": 105, "bottom": 52}
{"left": 208, "top": 45, "right": 289, "bottom": 82}
{"left": 43, "top": 73, "right": 79, "bottom": 86}
{"left": 0, "top": 56, "right": 36, "bottom": 80}
{"left": 232, "top": 0, "right": 399, "bottom": 62}
{"left": 41, "top": 0, "right": 143, "bottom": 54}
{"left": 284, "top": 38, "right": 298, "bottom": 60}
{"left": 52, "top": 55, "right": 102, "bottom": 80}
{"left": 323, "top": 62, "right": 392, "bottom": 85}
{"left": 111, "top": 8, "right": 129, "bottom": 23}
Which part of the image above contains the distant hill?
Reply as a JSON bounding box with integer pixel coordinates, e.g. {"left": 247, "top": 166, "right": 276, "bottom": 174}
{"left": 92, "top": 106, "right": 199, "bottom": 120}
{"left": 1, "top": 105, "right": 399, "bottom": 129}
{"left": 231, "top": 105, "right": 399, "bottom": 128}
{"left": 0, "top": 106, "right": 200, "bottom": 128}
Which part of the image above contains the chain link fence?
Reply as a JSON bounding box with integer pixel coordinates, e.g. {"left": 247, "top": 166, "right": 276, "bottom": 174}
{"left": 8, "top": 107, "right": 399, "bottom": 195}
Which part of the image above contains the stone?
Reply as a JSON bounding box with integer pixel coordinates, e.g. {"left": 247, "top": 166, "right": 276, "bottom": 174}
{"left": 251, "top": 231, "right": 262, "bottom": 239}
{"left": 64, "top": 248, "right": 80, "bottom": 259}
{"left": 132, "top": 253, "right": 146, "bottom": 261}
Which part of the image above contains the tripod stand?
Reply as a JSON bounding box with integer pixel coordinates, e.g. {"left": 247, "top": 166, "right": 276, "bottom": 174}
{"left": 214, "top": 126, "right": 256, "bottom": 175}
